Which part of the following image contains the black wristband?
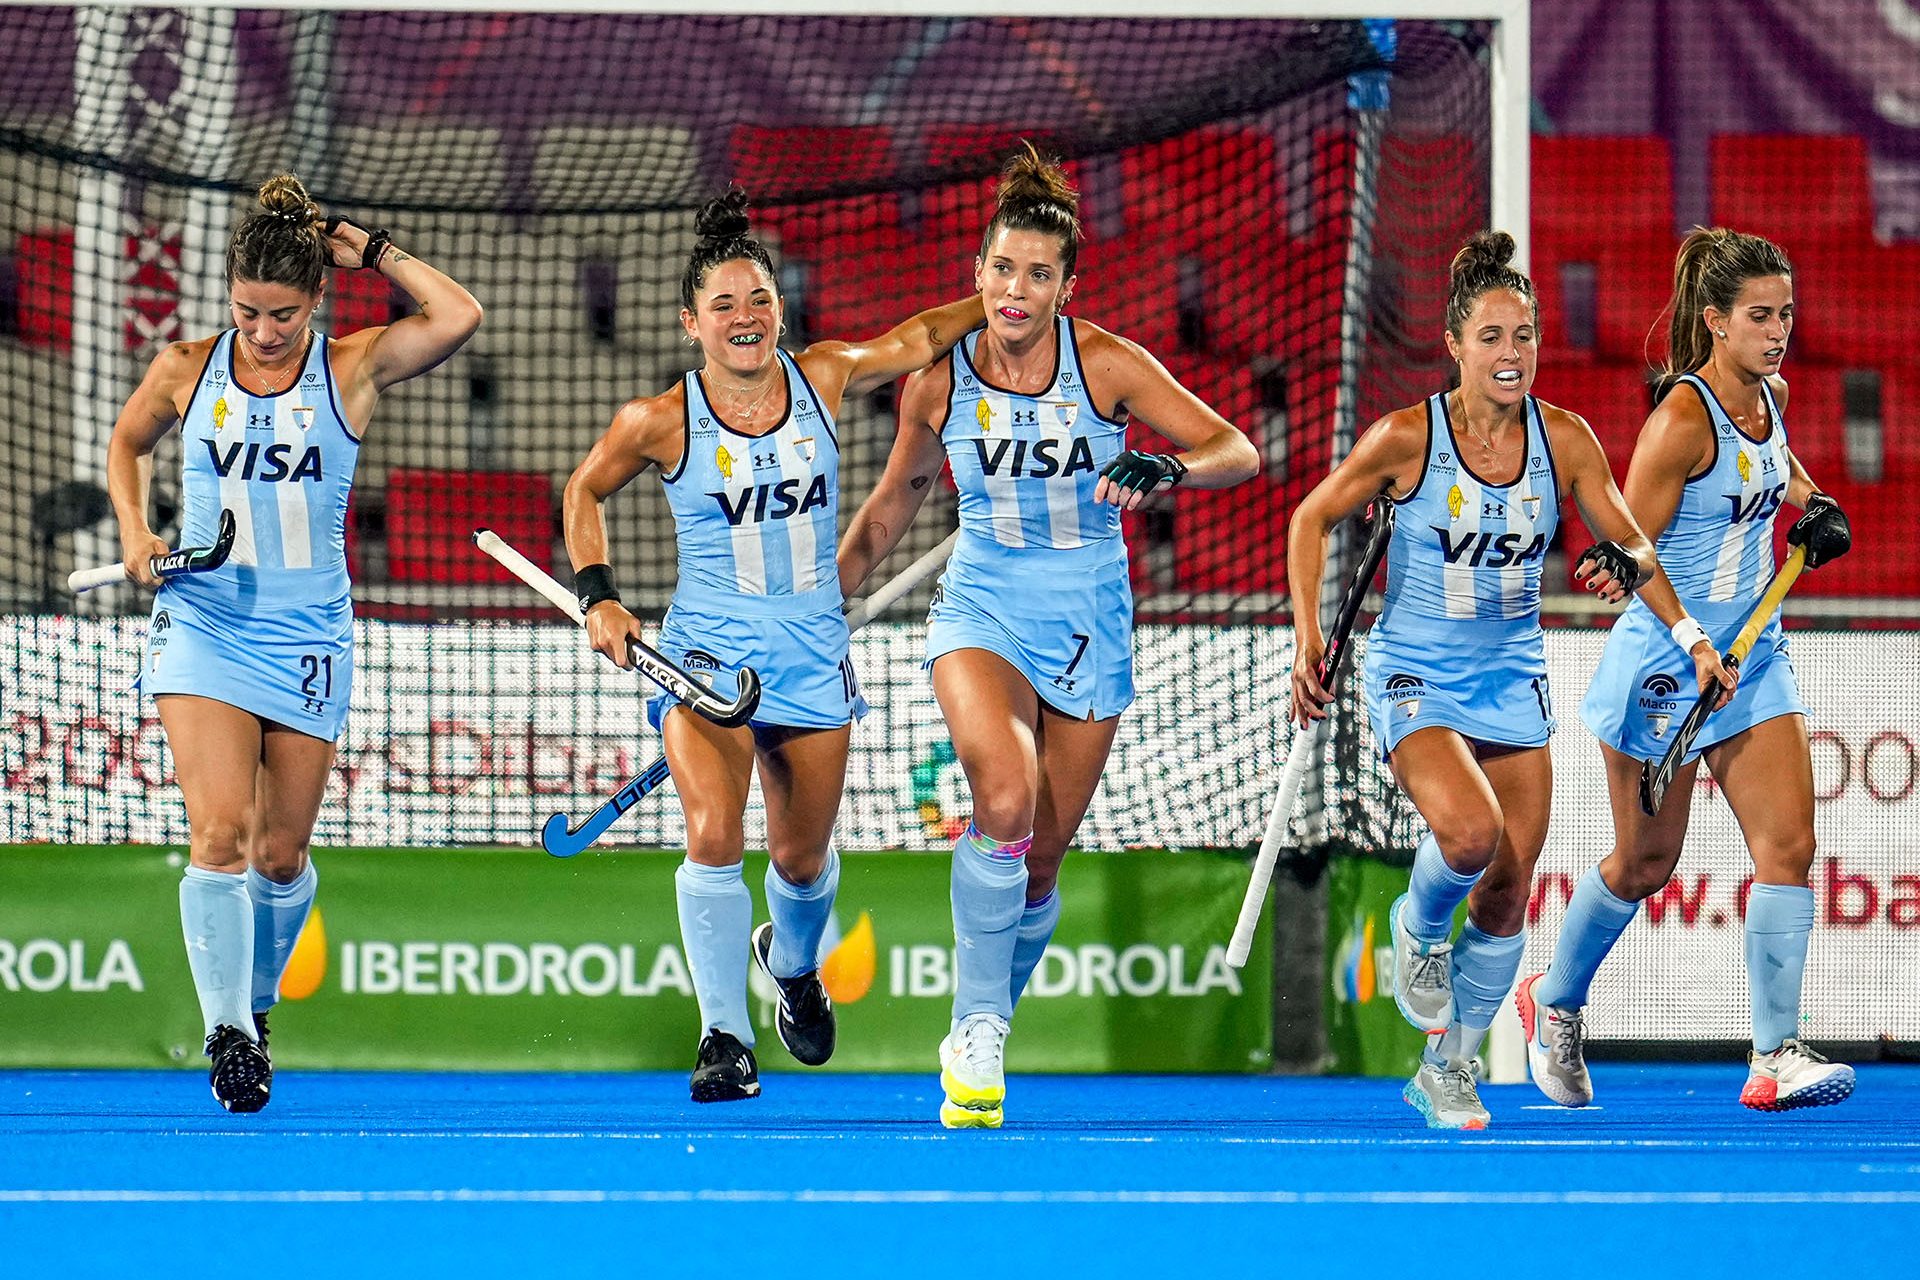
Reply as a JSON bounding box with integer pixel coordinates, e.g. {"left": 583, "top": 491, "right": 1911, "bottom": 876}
{"left": 361, "top": 229, "right": 392, "bottom": 271}
{"left": 575, "top": 563, "right": 620, "bottom": 614}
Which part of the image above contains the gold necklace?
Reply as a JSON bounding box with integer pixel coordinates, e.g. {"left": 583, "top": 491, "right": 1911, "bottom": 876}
{"left": 1452, "top": 393, "right": 1509, "bottom": 452}
{"left": 240, "top": 331, "right": 308, "bottom": 394}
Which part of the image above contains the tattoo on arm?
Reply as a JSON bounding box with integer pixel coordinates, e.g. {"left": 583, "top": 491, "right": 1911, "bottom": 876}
{"left": 909, "top": 475, "right": 930, "bottom": 490}
{"left": 928, "top": 326, "right": 943, "bottom": 350}
{"left": 387, "top": 251, "right": 411, "bottom": 264}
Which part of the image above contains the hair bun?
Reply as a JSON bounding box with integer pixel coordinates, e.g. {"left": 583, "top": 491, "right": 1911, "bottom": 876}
{"left": 257, "top": 173, "right": 318, "bottom": 223}
{"left": 1452, "top": 229, "right": 1516, "bottom": 276}
{"left": 694, "top": 189, "right": 752, "bottom": 244}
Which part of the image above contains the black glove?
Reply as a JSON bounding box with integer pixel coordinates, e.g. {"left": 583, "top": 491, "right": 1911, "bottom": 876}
{"left": 1099, "top": 450, "right": 1188, "bottom": 496}
{"left": 323, "top": 213, "right": 391, "bottom": 270}
{"left": 1574, "top": 539, "right": 1645, "bottom": 593}
{"left": 1786, "top": 492, "right": 1851, "bottom": 570}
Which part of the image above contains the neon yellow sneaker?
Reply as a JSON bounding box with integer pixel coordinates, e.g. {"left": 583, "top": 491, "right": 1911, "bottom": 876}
{"left": 938, "top": 1012, "right": 1009, "bottom": 1128}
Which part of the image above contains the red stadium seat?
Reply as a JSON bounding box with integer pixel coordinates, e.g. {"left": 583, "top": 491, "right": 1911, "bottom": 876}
{"left": 1879, "top": 363, "right": 1920, "bottom": 482}
{"left": 15, "top": 227, "right": 73, "bottom": 350}
{"left": 1309, "top": 125, "right": 1357, "bottom": 242}
{"left": 1532, "top": 136, "right": 1674, "bottom": 354}
{"left": 1171, "top": 476, "right": 1290, "bottom": 593}
{"left": 804, "top": 239, "right": 966, "bottom": 341}
{"left": 1532, "top": 359, "right": 1653, "bottom": 479}
{"left": 1533, "top": 136, "right": 1674, "bottom": 252}
{"left": 1776, "top": 363, "right": 1847, "bottom": 481}
{"left": 1593, "top": 239, "right": 1676, "bottom": 364}
{"left": 325, "top": 268, "right": 389, "bottom": 336}
{"left": 754, "top": 193, "right": 905, "bottom": 267}
{"left": 1198, "top": 220, "right": 1342, "bottom": 362}
{"left": 917, "top": 126, "right": 1085, "bottom": 243}
{"left": 728, "top": 125, "right": 898, "bottom": 203}
{"left": 1070, "top": 234, "right": 1182, "bottom": 354}
{"left": 388, "top": 468, "right": 554, "bottom": 585}
{"left": 1119, "top": 126, "right": 1282, "bottom": 250}
{"left": 1783, "top": 244, "right": 1920, "bottom": 366}
{"left": 1710, "top": 135, "right": 1873, "bottom": 248}
{"left": 1158, "top": 352, "right": 1263, "bottom": 437}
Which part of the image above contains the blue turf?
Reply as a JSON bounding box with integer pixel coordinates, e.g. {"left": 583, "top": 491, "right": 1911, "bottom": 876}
{"left": 3, "top": 1066, "right": 1916, "bottom": 1276}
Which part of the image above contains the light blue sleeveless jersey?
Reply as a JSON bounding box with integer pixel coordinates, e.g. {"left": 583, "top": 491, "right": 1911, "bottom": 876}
{"left": 1580, "top": 374, "right": 1805, "bottom": 763}
{"left": 173, "top": 330, "right": 359, "bottom": 608}
{"left": 1363, "top": 393, "right": 1561, "bottom": 756}
{"left": 144, "top": 329, "right": 360, "bottom": 739}
{"left": 925, "top": 318, "right": 1136, "bottom": 720}
{"left": 1378, "top": 392, "right": 1559, "bottom": 641}
{"left": 663, "top": 350, "right": 841, "bottom": 616}
{"left": 943, "top": 318, "right": 1128, "bottom": 577}
{"left": 1649, "top": 374, "right": 1793, "bottom": 608}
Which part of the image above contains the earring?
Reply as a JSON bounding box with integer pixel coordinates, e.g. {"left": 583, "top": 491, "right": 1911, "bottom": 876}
{"left": 684, "top": 333, "right": 697, "bottom": 347}
{"left": 1716, "top": 330, "right": 1727, "bottom": 340}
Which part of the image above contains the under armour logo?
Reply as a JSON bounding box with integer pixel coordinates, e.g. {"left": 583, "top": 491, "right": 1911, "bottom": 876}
{"left": 249, "top": 413, "right": 271, "bottom": 429}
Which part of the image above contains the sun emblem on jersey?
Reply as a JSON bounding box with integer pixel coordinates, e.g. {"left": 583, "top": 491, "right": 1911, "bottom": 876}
{"left": 976, "top": 400, "right": 993, "bottom": 434}
{"left": 1447, "top": 485, "right": 1464, "bottom": 521}
{"left": 1736, "top": 450, "right": 1752, "bottom": 483}
{"left": 715, "top": 445, "right": 735, "bottom": 481}
{"left": 793, "top": 436, "right": 816, "bottom": 464}
{"left": 212, "top": 397, "right": 230, "bottom": 431}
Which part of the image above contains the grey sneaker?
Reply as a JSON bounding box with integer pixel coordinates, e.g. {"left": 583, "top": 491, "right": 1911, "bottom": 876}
{"left": 1515, "top": 972, "right": 1593, "bottom": 1107}
{"left": 1389, "top": 892, "right": 1454, "bottom": 1033}
{"left": 1404, "top": 1055, "right": 1489, "bottom": 1130}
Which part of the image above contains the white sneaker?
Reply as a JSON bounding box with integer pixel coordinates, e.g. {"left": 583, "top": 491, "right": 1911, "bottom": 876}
{"left": 939, "top": 1012, "right": 1009, "bottom": 1128}
{"left": 1403, "top": 1055, "right": 1489, "bottom": 1130}
{"left": 1389, "top": 893, "right": 1454, "bottom": 1033}
{"left": 1515, "top": 972, "right": 1593, "bottom": 1107}
{"left": 1741, "top": 1039, "right": 1855, "bottom": 1112}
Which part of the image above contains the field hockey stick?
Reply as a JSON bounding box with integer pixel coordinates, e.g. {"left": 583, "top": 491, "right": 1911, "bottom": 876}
{"left": 1227, "top": 498, "right": 1396, "bottom": 968}
{"left": 67, "top": 509, "right": 237, "bottom": 594}
{"left": 473, "top": 528, "right": 761, "bottom": 728}
{"left": 540, "top": 529, "right": 958, "bottom": 857}
{"left": 1639, "top": 544, "right": 1807, "bottom": 816}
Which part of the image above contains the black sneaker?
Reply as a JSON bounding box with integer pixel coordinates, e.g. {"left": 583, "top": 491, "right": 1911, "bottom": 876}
{"left": 690, "top": 1029, "right": 760, "bottom": 1103}
{"left": 751, "top": 921, "right": 836, "bottom": 1066}
{"left": 205, "top": 1024, "right": 272, "bottom": 1113}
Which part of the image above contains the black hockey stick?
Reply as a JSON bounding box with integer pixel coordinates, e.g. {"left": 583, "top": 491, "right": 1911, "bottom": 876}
{"left": 68, "top": 509, "right": 238, "bottom": 594}
{"left": 540, "top": 530, "right": 960, "bottom": 857}
{"left": 474, "top": 528, "right": 760, "bottom": 728}
{"left": 1228, "top": 498, "right": 1396, "bottom": 967}
{"left": 1639, "top": 544, "right": 1806, "bottom": 816}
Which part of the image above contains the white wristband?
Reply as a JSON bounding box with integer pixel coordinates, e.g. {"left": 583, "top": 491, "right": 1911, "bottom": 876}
{"left": 1670, "top": 617, "right": 1711, "bottom": 655}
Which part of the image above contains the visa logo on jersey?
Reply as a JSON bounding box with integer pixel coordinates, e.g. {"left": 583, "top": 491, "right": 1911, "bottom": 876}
{"left": 1726, "top": 483, "right": 1786, "bottom": 526}
{"left": 709, "top": 475, "right": 831, "bottom": 526}
{"left": 204, "top": 439, "right": 324, "bottom": 482}
{"left": 970, "top": 436, "right": 1097, "bottom": 479}
{"left": 1431, "top": 528, "right": 1547, "bottom": 567}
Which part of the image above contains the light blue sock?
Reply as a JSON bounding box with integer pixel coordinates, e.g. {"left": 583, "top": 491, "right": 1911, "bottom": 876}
{"left": 1535, "top": 865, "right": 1639, "bottom": 1010}
{"left": 1449, "top": 922, "right": 1527, "bottom": 1030}
{"left": 675, "top": 858, "right": 754, "bottom": 1045}
{"left": 1406, "top": 832, "right": 1481, "bottom": 942}
{"left": 1009, "top": 889, "right": 1061, "bottom": 1008}
{"left": 951, "top": 823, "right": 1031, "bottom": 1024}
{"left": 1745, "top": 883, "right": 1814, "bottom": 1053}
{"left": 765, "top": 846, "right": 840, "bottom": 979}
{"left": 180, "top": 865, "right": 256, "bottom": 1041}
{"left": 246, "top": 862, "right": 317, "bottom": 1014}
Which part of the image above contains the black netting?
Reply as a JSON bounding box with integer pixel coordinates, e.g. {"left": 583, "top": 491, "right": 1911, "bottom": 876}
{"left": 1, "top": 10, "right": 1489, "bottom": 854}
